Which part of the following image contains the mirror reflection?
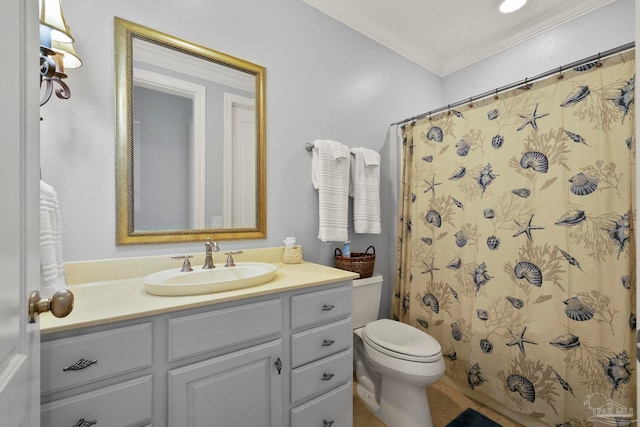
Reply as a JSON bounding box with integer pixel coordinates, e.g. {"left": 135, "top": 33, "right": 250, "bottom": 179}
{"left": 115, "top": 17, "right": 266, "bottom": 244}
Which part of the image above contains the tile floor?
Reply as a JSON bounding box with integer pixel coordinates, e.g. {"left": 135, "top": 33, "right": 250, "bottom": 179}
{"left": 353, "top": 379, "right": 524, "bottom": 427}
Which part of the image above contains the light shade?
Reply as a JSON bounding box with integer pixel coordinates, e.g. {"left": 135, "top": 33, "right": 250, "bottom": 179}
{"left": 499, "top": 0, "right": 527, "bottom": 13}
{"left": 39, "top": 0, "right": 74, "bottom": 43}
{"left": 51, "top": 40, "right": 82, "bottom": 69}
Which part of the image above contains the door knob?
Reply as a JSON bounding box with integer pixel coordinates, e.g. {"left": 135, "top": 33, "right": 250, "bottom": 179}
{"left": 28, "top": 289, "right": 74, "bottom": 323}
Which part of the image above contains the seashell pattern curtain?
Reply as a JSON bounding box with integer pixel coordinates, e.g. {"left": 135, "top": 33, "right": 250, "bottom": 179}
{"left": 393, "top": 50, "right": 636, "bottom": 425}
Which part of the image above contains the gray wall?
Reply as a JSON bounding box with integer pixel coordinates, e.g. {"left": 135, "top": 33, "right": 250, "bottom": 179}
{"left": 40, "top": 0, "right": 634, "bottom": 320}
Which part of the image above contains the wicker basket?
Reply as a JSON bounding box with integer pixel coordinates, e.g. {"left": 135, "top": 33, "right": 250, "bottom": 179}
{"left": 334, "top": 246, "right": 375, "bottom": 278}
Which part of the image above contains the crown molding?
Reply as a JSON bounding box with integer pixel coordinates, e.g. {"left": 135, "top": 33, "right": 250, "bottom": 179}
{"left": 301, "top": 0, "right": 615, "bottom": 77}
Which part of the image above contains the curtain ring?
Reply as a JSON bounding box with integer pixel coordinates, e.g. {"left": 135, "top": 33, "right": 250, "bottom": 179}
{"left": 523, "top": 77, "right": 530, "bottom": 90}
{"left": 558, "top": 66, "right": 564, "bottom": 80}
{"left": 447, "top": 105, "right": 451, "bottom": 115}
{"left": 494, "top": 89, "right": 499, "bottom": 100}
{"left": 596, "top": 52, "right": 603, "bottom": 67}
{"left": 468, "top": 97, "right": 473, "bottom": 108}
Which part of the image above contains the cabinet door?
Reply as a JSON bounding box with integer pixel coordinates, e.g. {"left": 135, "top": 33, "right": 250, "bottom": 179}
{"left": 291, "top": 318, "right": 352, "bottom": 367}
{"left": 291, "top": 285, "right": 351, "bottom": 330}
{"left": 41, "top": 323, "right": 152, "bottom": 394}
{"left": 41, "top": 375, "right": 152, "bottom": 427}
{"left": 169, "top": 339, "right": 283, "bottom": 427}
{"left": 291, "top": 381, "right": 352, "bottom": 427}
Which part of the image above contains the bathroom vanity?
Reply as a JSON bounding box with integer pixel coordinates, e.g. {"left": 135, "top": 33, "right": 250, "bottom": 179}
{"left": 39, "top": 248, "right": 357, "bottom": 427}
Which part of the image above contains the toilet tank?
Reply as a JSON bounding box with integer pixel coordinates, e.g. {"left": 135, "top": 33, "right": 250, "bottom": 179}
{"left": 352, "top": 275, "right": 383, "bottom": 329}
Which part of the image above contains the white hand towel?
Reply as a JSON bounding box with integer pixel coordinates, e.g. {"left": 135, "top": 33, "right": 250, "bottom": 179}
{"left": 40, "top": 180, "right": 68, "bottom": 298}
{"left": 350, "top": 147, "right": 381, "bottom": 234}
{"left": 311, "top": 140, "right": 350, "bottom": 242}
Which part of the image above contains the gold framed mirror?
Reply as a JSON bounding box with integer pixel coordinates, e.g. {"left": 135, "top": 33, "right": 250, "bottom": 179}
{"left": 115, "top": 17, "right": 266, "bottom": 244}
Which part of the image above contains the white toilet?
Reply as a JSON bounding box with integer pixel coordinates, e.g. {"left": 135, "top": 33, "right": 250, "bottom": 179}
{"left": 353, "top": 275, "right": 445, "bottom": 427}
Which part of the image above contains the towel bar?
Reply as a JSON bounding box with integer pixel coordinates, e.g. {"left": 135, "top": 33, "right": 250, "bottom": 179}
{"left": 306, "top": 142, "right": 356, "bottom": 155}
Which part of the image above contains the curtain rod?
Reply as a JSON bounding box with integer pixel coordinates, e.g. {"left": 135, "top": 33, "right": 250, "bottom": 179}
{"left": 390, "top": 41, "right": 635, "bottom": 127}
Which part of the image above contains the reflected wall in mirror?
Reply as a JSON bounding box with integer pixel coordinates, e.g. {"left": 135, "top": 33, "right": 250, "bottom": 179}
{"left": 115, "top": 17, "right": 266, "bottom": 244}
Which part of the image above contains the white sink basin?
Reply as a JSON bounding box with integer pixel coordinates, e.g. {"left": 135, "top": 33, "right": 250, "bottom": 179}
{"left": 143, "top": 262, "right": 278, "bottom": 296}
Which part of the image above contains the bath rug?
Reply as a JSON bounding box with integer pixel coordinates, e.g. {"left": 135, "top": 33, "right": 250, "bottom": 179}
{"left": 445, "top": 407, "right": 503, "bottom": 427}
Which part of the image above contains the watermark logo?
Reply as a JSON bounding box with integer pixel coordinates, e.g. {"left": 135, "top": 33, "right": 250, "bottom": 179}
{"left": 584, "top": 393, "right": 636, "bottom": 426}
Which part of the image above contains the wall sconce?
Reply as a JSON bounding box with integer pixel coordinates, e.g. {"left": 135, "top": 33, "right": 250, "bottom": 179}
{"left": 39, "top": 0, "right": 82, "bottom": 107}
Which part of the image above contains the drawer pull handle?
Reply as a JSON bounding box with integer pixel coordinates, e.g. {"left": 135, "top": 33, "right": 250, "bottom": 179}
{"left": 323, "top": 420, "right": 334, "bottom": 427}
{"left": 321, "top": 304, "right": 335, "bottom": 311}
{"left": 275, "top": 357, "right": 283, "bottom": 375}
{"left": 322, "top": 339, "right": 335, "bottom": 347}
{"left": 321, "top": 373, "right": 335, "bottom": 381}
{"left": 73, "top": 419, "right": 97, "bottom": 427}
{"left": 63, "top": 358, "right": 97, "bottom": 372}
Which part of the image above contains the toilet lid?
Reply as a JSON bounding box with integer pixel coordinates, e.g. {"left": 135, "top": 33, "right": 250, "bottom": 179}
{"left": 362, "top": 319, "right": 442, "bottom": 362}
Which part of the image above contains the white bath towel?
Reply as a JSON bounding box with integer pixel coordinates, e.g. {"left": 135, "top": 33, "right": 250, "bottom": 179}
{"left": 312, "top": 140, "right": 351, "bottom": 242}
{"left": 350, "top": 147, "right": 381, "bottom": 234}
{"left": 40, "top": 180, "right": 68, "bottom": 298}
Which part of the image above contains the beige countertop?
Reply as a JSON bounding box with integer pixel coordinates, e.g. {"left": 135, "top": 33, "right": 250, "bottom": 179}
{"left": 40, "top": 247, "right": 358, "bottom": 335}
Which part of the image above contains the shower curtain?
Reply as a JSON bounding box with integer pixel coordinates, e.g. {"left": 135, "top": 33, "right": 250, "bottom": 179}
{"left": 393, "top": 50, "right": 636, "bottom": 426}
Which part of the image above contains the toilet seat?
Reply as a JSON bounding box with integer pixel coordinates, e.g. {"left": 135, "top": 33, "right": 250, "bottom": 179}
{"left": 362, "top": 319, "right": 442, "bottom": 363}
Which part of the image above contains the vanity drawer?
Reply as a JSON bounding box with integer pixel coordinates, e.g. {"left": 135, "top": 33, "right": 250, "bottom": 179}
{"left": 41, "top": 323, "right": 152, "bottom": 394}
{"left": 168, "top": 298, "right": 281, "bottom": 361}
{"left": 291, "top": 381, "right": 352, "bottom": 427}
{"left": 291, "top": 318, "right": 352, "bottom": 367}
{"left": 291, "top": 349, "right": 352, "bottom": 403}
{"left": 291, "top": 284, "right": 351, "bottom": 330}
{"left": 41, "top": 375, "right": 152, "bottom": 427}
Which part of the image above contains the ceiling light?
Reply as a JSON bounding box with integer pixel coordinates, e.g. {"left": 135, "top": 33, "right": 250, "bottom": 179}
{"left": 499, "top": 0, "right": 527, "bottom": 13}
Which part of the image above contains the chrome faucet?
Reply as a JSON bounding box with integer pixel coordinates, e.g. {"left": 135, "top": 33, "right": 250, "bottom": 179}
{"left": 203, "top": 238, "right": 220, "bottom": 269}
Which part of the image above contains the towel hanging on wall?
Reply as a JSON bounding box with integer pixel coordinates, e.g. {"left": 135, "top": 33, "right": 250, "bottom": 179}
{"left": 350, "top": 147, "right": 381, "bottom": 234}
{"left": 40, "top": 180, "right": 68, "bottom": 298}
{"left": 311, "top": 140, "right": 350, "bottom": 242}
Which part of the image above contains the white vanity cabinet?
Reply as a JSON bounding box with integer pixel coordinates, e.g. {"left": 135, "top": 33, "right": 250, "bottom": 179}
{"left": 167, "top": 298, "right": 284, "bottom": 426}
{"left": 288, "top": 285, "right": 353, "bottom": 427}
{"left": 40, "top": 323, "right": 153, "bottom": 427}
{"left": 40, "top": 279, "right": 353, "bottom": 427}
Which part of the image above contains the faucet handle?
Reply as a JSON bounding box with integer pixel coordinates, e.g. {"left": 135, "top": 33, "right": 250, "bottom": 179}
{"left": 224, "top": 251, "right": 243, "bottom": 267}
{"left": 171, "top": 255, "right": 193, "bottom": 272}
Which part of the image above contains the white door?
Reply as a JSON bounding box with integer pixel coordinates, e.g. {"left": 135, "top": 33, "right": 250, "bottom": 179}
{"left": 0, "top": 0, "right": 41, "bottom": 425}
{"left": 232, "top": 103, "right": 257, "bottom": 228}
{"left": 222, "top": 93, "right": 256, "bottom": 228}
